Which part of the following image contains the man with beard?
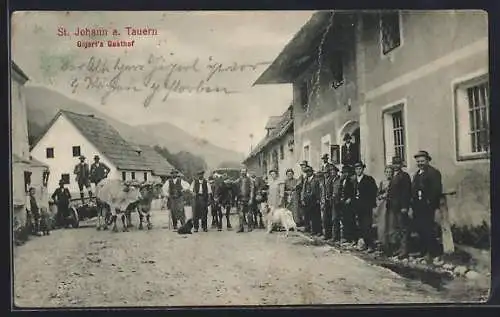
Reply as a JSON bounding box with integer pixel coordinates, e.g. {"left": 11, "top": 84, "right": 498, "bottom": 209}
{"left": 412, "top": 150, "right": 443, "bottom": 262}
{"left": 295, "top": 160, "right": 309, "bottom": 226}
{"left": 52, "top": 179, "right": 72, "bottom": 228}
{"left": 352, "top": 161, "right": 378, "bottom": 252}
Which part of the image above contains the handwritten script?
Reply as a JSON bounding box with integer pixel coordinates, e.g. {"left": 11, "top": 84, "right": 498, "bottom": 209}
{"left": 59, "top": 54, "right": 271, "bottom": 107}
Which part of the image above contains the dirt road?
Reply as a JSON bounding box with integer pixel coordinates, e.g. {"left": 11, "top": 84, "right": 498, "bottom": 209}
{"left": 13, "top": 209, "right": 451, "bottom": 307}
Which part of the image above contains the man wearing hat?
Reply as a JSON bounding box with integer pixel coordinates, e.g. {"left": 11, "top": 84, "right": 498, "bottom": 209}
{"left": 320, "top": 154, "right": 330, "bottom": 173}
{"left": 341, "top": 133, "right": 359, "bottom": 167}
{"left": 352, "top": 161, "right": 378, "bottom": 252}
{"left": 236, "top": 168, "right": 255, "bottom": 233}
{"left": 411, "top": 150, "right": 443, "bottom": 261}
{"left": 164, "top": 169, "right": 189, "bottom": 230}
{"left": 52, "top": 179, "right": 72, "bottom": 228}
{"left": 190, "top": 170, "right": 212, "bottom": 232}
{"left": 90, "top": 155, "right": 110, "bottom": 189}
{"left": 339, "top": 165, "right": 357, "bottom": 244}
{"left": 320, "top": 163, "right": 340, "bottom": 240}
{"left": 74, "top": 155, "right": 92, "bottom": 205}
{"left": 300, "top": 166, "right": 322, "bottom": 235}
{"left": 386, "top": 156, "right": 412, "bottom": 258}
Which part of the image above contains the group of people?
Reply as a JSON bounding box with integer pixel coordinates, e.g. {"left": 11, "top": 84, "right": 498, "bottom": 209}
{"left": 261, "top": 147, "right": 443, "bottom": 262}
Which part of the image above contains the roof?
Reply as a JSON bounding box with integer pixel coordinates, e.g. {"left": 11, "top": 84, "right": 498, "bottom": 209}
{"left": 34, "top": 110, "right": 152, "bottom": 172}
{"left": 137, "top": 144, "right": 176, "bottom": 177}
{"left": 253, "top": 11, "right": 342, "bottom": 85}
{"left": 11, "top": 61, "right": 29, "bottom": 82}
{"left": 243, "top": 106, "right": 294, "bottom": 163}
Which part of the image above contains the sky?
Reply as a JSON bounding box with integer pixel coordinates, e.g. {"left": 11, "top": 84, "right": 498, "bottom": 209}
{"left": 11, "top": 11, "right": 314, "bottom": 155}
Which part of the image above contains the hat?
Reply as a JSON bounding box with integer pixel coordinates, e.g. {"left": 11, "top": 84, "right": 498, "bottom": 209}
{"left": 268, "top": 169, "right": 277, "bottom": 174}
{"left": 414, "top": 150, "right": 432, "bottom": 161}
{"left": 285, "top": 168, "right": 294, "bottom": 174}
{"left": 94, "top": 155, "right": 100, "bottom": 160}
{"left": 353, "top": 161, "right": 366, "bottom": 169}
{"left": 321, "top": 154, "right": 329, "bottom": 159}
{"left": 197, "top": 170, "right": 205, "bottom": 175}
{"left": 391, "top": 156, "right": 404, "bottom": 165}
{"left": 343, "top": 133, "right": 352, "bottom": 141}
{"left": 299, "top": 160, "right": 308, "bottom": 167}
{"left": 79, "top": 155, "right": 86, "bottom": 160}
{"left": 341, "top": 165, "right": 352, "bottom": 173}
{"left": 305, "top": 166, "right": 314, "bottom": 173}
{"left": 59, "top": 179, "right": 65, "bottom": 185}
{"left": 171, "top": 169, "right": 179, "bottom": 175}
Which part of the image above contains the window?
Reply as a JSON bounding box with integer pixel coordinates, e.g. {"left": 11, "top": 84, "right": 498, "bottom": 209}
{"left": 144, "top": 172, "right": 148, "bottom": 181}
{"left": 380, "top": 11, "right": 401, "bottom": 55}
{"left": 61, "top": 173, "right": 70, "bottom": 185}
{"left": 131, "top": 172, "right": 136, "bottom": 180}
{"left": 279, "top": 144, "right": 284, "bottom": 160}
{"left": 383, "top": 103, "right": 406, "bottom": 165}
{"left": 455, "top": 75, "right": 489, "bottom": 160}
{"left": 46, "top": 147, "right": 54, "bottom": 158}
{"left": 330, "top": 52, "right": 344, "bottom": 88}
{"left": 72, "top": 146, "right": 81, "bottom": 157}
{"left": 122, "top": 171, "right": 126, "bottom": 181}
{"left": 24, "top": 171, "right": 32, "bottom": 193}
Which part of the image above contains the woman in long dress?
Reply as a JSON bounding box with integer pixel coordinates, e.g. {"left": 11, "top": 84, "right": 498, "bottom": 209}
{"left": 283, "top": 169, "right": 299, "bottom": 222}
{"left": 375, "top": 166, "right": 393, "bottom": 251}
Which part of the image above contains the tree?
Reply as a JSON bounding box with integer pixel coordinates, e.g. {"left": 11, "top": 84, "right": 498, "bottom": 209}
{"left": 153, "top": 146, "right": 207, "bottom": 182}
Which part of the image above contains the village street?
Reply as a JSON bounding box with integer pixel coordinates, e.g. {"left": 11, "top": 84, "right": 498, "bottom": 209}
{"left": 13, "top": 209, "right": 458, "bottom": 308}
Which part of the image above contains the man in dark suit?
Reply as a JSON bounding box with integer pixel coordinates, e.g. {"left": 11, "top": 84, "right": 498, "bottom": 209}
{"left": 190, "top": 170, "right": 212, "bottom": 232}
{"left": 300, "top": 166, "right": 322, "bottom": 235}
{"left": 320, "top": 163, "right": 340, "bottom": 240}
{"left": 74, "top": 155, "right": 92, "bottom": 205}
{"left": 339, "top": 165, "right": 356, "bottom": 243}
{"left": 236, "top": 168, "right": 255, "bottom": 233}
{"left": 320, "top": 154, "right": 330, "bottom": 173}
{"left": 341, "top": 133, "right": 359, "bottom": 167}
{"left": 353, "top": 161, "right": 378, "bottom": 252}
{"left": 295, "top": 160, "right": 309, "bottom": 227}
{"left": 387, "top": 156, "right": 412, "bottom": 258}
{"left": 411, "top": 150, "right": 443, "bottom": 262}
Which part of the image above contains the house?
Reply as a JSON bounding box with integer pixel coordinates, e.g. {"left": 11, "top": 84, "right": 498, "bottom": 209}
{"left": 11, "top": 61, "right": 31, "bottom": 231}
{"left": 254, "top": 10, "right": 489, "bottom": 228}
{"left": 243, "top": 105, "right": 295, "bottom": 178}
{"left": 30, "top": 110, "right": 156, "bottom": 194}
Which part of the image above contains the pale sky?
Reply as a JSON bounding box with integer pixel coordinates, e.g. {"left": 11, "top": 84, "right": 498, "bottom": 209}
{"left": 11, "top": 11, "right": 314, "bottom": 154}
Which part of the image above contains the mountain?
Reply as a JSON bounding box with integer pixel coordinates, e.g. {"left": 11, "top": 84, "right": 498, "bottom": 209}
{"left": 24, "top": 86, "right": 245, "bottom": 169}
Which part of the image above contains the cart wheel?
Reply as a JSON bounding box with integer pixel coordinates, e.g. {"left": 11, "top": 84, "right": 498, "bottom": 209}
{"left": 70, "top": 207, "right": 79, "bottom": 228}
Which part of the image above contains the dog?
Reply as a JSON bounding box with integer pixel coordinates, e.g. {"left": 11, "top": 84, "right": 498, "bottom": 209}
{"left": 261, "top": 203, "right": 297, "bottom": 237}
{"left": 177, "top": 218, "right": 193, "bottom": 235}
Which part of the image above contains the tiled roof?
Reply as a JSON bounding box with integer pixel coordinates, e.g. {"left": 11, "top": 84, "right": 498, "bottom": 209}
{"left": 244, "top": 106, "right": 293, "bottom": 162}
{"left": 137, "top": 144, "right": 176, "bottom": 176}
{"left": 57, "top": 110, "right": 152, "bottom": 171}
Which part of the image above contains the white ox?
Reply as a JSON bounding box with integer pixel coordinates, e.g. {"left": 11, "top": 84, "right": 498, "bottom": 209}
{"left": 95, "top": 179, "right": 143, "bottom": 232}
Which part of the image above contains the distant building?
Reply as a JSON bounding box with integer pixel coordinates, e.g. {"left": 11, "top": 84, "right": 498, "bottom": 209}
{"left": 11, "top": 61, "right": 31, "bottom": 230}
{"left": 243, "top": 105, "right": 294, "bottom": 178}
{"left": 254, "top": 11, "right": 489, "bottom": 227}
{"left": 30, "top": 110, "right": 160, "bottom": 194}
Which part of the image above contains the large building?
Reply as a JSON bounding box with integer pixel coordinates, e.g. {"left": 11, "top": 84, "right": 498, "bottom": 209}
{"left": 243, "top": 105, "right": 294, "bottom": 177}
{"left": 254, "top": 10, "right": 489, "bottom": 228}
{"left": 30, "top": 110, "right": 175, "bottom": 194}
